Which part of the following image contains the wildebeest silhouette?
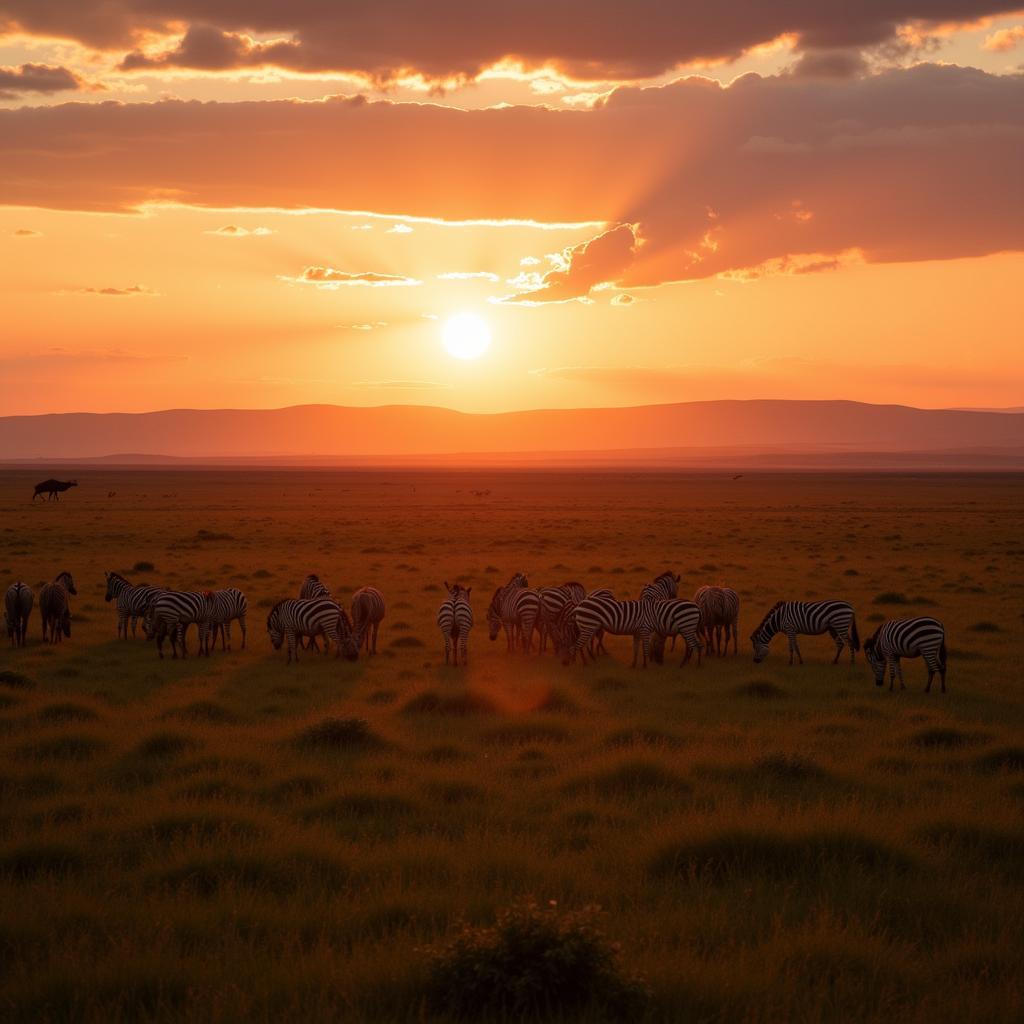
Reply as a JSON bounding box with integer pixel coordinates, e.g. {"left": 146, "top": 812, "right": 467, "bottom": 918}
{"left": 33, "top": 479, "right": 78, "bottom": 501}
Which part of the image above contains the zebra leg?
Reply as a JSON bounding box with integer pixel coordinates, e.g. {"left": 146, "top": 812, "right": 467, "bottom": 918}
{"left": 831, "top": 629, "right": 844, "bottom": 664}
{"left": 460, "top": 632, "right": 468, "bottom": 666}
{"left": 631, "top": 635, "right": 640, "bottom": 669}
{"left": 895, "top": 658, "right": 906, "bottom": 690}
{"left": 641, "top": 632, "right": 651, "bottom": 669}
{"left": 443, "top": 633, "right": 451, "bottom": 665}
{"left": 287, "top": 629, "right": 298, "bottom": 664}
{"left": 239, "top": 616, "right": 247, "bottom": 650}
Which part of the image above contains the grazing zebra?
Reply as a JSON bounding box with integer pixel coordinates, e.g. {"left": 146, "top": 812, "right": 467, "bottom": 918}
{"left": 352, "top": 586, "right": 386, "bottom": 654}
{"left": 694, "top": 585, "right": 740, "bottom": 656}
{"left": 39, "top": 571, "right": 76, "bottom": 644}
{"left": 438, "top": 582, "right": 474, "bottom": 666}
{"left": 487, "top": 582, "right": 542, "bottom": 653}
{"left": 561, "top": 581, "right": 586, "bottom": 603}
{"left": 537, "top": 586, "right": 577, "bottom": 652}
{"left": 564, "top": 595, "right": 661, "bottom": 668}
{"left": 751, "top": 600, "right": 859, "bottom": 665}
{"left": 4, "top": 582, "right": 33, "bottom": 647}
{"left": 207, "top": 588, "right": 248, "bottom": 651}
{"left": 33, "top": 478, "right": 77, "bottom": 502}
{"left": 143, "top": 590, "right": 214, "bottom": 659}
{"left": 864, "top": 617, "right": 947, "bottom": 693}
{"left": 641, "top": 571, "right": 680, "bottom": 602}
{"left": 266, "top": 598, "right": 358, "bottom": 664}
{"left": 104, "top": 571, "right": 163, "bottom": 639}
{"left": 298, "top": 574, "right": 333, "bottom": 651}
{"left": 648, "top": 600, "right": 705, "bottom": 667}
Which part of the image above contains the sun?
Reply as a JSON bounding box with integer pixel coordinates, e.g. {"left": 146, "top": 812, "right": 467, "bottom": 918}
{"left": 442, "top": 312, "right": 492, "bottom": 360}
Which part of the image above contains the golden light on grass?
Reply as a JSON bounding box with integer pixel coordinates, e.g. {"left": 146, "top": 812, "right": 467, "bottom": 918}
{"left": 442, "top": 312, "right": 491, "bottom": 360}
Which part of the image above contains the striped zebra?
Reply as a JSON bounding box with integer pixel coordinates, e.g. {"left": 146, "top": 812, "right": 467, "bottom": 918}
{"left": 648, "top": 599, "right": 705, "bottom": 667}
{"left": 39, "top": 571, "right": 76, "bottom": 644}
{"left": 352, "top": 586, "right": 386, "bottom": 654}
{"left": 104, "top": 571, "right": 163, "bottom": 639}
{"left": 299, "top": 574, "right": 331, "bottom": 600}
{"left": 537, "top": 585, "right": 578, "bottom": 652}
{"left": 4, "top": 582, "right": 33, "bottom": 647}
{"left": 438, "top": 582, "right": 474, "bottom": 666}
{"left": 641, "top": 571, "right": 680, "bottom": 602}
{"left": 864, "top": 617, "right": 947, "bottom": 693}
{"left": 751, "top": 600, "right": 859, "bottom": 665}
{"left": 561, "top": 581, "right": 586, "bottom": 603}
{"left": 563, "top": 595, "right": 660, "bottom": 668}
{"left": 266, "top": 597, "right": 358, "bottom": 664}
{"left": 487, "top": 580, "right": 541, "bottom": 653}
{"left": 694, "top": 585, "right": 740, "bottom": 656}
{"left": 143, "top": 590, "right": 214, "bottom": 659}
{"left": 207, "top": 588, "right": 248, "bottom": 651}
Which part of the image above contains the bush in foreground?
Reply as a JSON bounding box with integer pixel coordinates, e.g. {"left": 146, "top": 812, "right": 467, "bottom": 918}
{"left": 424, "top": 899, "right": 647, "bottom": 1021}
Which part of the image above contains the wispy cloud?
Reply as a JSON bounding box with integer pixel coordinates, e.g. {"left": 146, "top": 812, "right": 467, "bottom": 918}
{"left": 69, "top": 284, "right": 159, "bottom": 297}
{"left": 287, "top": 266, "right": 422, "bottom": 288}
{"left": 386, "top": 223, "right": 414, "bottom": 234}
{"left": 437, "top": 271, "right": 501, "bottom": 282}
{"left": 12, "top": 228, "right": 42, "bottom": 238}
{"left": 206, "top": 224, "right": 274, "bottom": 237}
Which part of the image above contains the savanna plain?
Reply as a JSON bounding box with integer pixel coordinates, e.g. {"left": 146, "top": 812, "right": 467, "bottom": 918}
{"left": 1, "top": 469, "right": 1022, "bottom": 1023}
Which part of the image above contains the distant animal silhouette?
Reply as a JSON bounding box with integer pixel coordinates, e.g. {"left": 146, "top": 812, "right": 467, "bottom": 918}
{"left": 33, "top": 478, "right": 78, "bottom": 502}
{"left": 4, "top": 582, "right": 34, "bottom": 647}
{"left": 732, "top": 474, "right": 744, "bottom": 480}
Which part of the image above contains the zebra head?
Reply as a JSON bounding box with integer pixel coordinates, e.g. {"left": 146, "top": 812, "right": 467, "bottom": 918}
{"left": 337, "top": 608, "right": 359, "bottom": 662}
{"left": 750, "top": 634, "right": 770, "bottom": 663}
{"left": 862, "top": 636, "right": 885, "bottom": 686}
{"left": 486, "top": 588, "right": 504, "bottom": 640}
{"left": 57, "top": 571, "right": 77, "bottom": 596}
{"left": 103, "top": 571, "right": 119, "bottom": 603}
{"left": 266, "top": 603, "right": 284, "bottom": 650}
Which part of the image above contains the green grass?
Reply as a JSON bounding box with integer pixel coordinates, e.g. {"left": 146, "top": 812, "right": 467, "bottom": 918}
{"left": 0, "top": 468, "right": 1022, "bottom": 1022}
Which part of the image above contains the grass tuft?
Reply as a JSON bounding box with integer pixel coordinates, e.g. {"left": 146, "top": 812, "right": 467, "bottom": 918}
{"left": 0, "top": 670, "right": 34, "bottom": 689}
{"left": 36, "top": 702, "right": 100, "bottom": 724}
{"left": 402, "top": 691, "right": 497, "bottom": 716}
{"left": 162, "top": 701, "right": 239, "bottom": 724}
{"left": 0, "top": 842, "right": 85, "bottom": 879}
{"left": 734, "top": 681, "right": 787, "bottom": 700}
{"left": 292, "top": 717, "right": 386, "bottom": 752}
{"left": 423, "top": 899, "right": 647, "bottom": 1021}
{"left": 973, "top": 747, "right": 1024, "bottom": 773}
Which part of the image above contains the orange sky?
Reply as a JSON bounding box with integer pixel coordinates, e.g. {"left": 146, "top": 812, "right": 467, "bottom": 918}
{"left": 1, "top": 4, "right": 1022, "bottom": 415}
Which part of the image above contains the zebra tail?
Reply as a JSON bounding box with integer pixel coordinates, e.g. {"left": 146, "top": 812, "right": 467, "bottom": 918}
{"left": 849, "top": 615, "right": 860, "bottom": 652}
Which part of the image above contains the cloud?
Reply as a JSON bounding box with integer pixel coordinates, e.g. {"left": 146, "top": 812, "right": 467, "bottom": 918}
{"left": 386, "top": 223, "right": 414, "bottom": 234}
{"left": 12, "top": 228, "right": 42, "bottom": 237}
{"left": 1, "top": 65, "right": 1021, "bottom": 284}
{"left": 290, "top": 266, "right": 422, "bottom": 288}
{"left": 339, "top": 321, "right": 388, "bottom": 330}
{"left": 611, "top": 293, "right": 636, "bottom": 305}
{"left": 788, "top": 48, "right": 869, "bottom": 77}
{"left": 206, "top": 224, "right": 274, "bottom": 236}
{"left": 72, "top": 284, "right": 157, "bottom": 296}
{"left": 4, "top": 2, "right": 1021, "bottom": 83}
{"left": 437, "top": 271, "right": 501, "bottom": 282}
{"left": 983, "top": 25, "right": 1024, "bottom": 50}
{"left": 502, "top": 224, "right": 638, "bottom": 302}
{"left": 0, "top": 62, "right": 83, "bottom": 99}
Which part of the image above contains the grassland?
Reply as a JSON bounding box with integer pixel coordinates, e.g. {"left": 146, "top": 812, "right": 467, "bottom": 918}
{"left": 1, "top": 469, "right": 1022, "bottom": 1022}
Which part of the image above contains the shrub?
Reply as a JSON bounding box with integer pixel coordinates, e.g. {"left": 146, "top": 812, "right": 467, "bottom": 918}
{"left": 0, "top": 670, "right": 34, "bottom": 689}
{"left": 133, "top": 561, "right": 155, "bottom": 573}
{"left": 293, "top": 717, "right": 385, "bottom": 751}
{"left": 968, "top": 621, "right": 1001, "bottom": 633}
{"left": 873, "top": 592, "right": 909, "bottom": 605}
{"left": 423, "top": 899, "right": 647, "bottom": 1020}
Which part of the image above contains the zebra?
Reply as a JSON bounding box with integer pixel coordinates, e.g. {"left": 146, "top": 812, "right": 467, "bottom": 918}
{"left": 352, "top": 586, "right": 386, "bottom": 654}
{"left": 39, "top": 571, "right": 76, "bottom": 644}
{"left": 561, "top": 581, "right": 586, "bottom": 603}
{"left": 487, "top": 582, "right": 541, "bottom": 653}
{"left": 4, "top": 582, "right": 33, "bottom": 647}
{"left": 438, "top": 582, "right": 474, "bottom": 666}
{"left": 751, "top": 600, "right": 859, "bottom": 665}
{"left": 641, "top": 571, "right": 680, "bottom": 602}
{"left": 537, "top": 586, "right": 577, "bottom": 652}
{"left": 142, "top": 590, "right": 214, "bottom": 659}
{"left": 207, "top": 588, "right": 248, "bottom": 651}
{"left": 299, "top": 574, "right": 331, "bottom": 600}
{"left": 864, "top": 617, "right": 947, "bottom": 693}
{"left": 266, "top": 598, "right": 358, "bottom": 664}
{"left": 694, "top": 585, "right": 740, "bottom": 656}
{"left": 563, "top": 595, "right": 662, "bottom": 668}
{"left": 104, "top": 571, "right": 163, "bottom": 639}
{"left": 298, "top": 574, "right": 333, "bottom": 651}
{"left": 648, "top": 600, "right": 705, "bottom": 667}
{"left": 33, "top": 478, "right": 77, "bottom": 502}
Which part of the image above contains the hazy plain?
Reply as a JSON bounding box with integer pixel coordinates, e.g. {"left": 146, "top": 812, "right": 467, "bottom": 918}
{"left": 1, "top": 469, "right": 1021, "bottom": 1021}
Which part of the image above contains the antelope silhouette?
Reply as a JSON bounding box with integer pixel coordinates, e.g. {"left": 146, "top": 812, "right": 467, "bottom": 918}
{"left": 33, "top": 479, "right": 78, "bottom": 502}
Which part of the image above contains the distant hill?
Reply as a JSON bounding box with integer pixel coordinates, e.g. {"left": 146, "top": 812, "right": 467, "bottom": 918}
{"left": 1, "top": 400, "right": 1023, "bottom": 467}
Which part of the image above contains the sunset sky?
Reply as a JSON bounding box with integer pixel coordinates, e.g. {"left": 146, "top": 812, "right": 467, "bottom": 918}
{"left": 1, "top": 3, "right": 1022, "bottom": 416}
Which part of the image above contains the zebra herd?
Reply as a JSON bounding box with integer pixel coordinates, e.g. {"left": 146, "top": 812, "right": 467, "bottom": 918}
{"left": 3, "top": 568, "right": 949, "bottom": 692}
